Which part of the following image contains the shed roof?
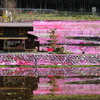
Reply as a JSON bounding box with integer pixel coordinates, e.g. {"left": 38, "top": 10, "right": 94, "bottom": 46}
{"left": 0, "top": 22, "right": 33, "bottom": 27}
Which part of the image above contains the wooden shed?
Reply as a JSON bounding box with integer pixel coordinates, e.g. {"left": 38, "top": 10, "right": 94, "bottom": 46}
{"left": 0, "top": 22, "right": 39, "bottom": 52}
{"left": 0, "top": 76, "right": 39, "bottom": 100}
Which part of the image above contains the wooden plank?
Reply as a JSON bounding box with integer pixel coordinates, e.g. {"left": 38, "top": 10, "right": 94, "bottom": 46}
{"left": 4, "top": 76, "right": 25, "bottom": 78}
{"left": 3, "top": 47, "right": 25, "bottom": 49}
{"left": 25, "top": 49, "right": 34, "bottom": 51}
{"left": 0, "top": 87, "right": 27, "bottom": 90}
{"left": 0, "top": 37, "right": 28, "bottom": 39}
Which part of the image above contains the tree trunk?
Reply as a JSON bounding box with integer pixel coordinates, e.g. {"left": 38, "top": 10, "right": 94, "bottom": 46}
{"left": 45, "top": 0, "right": 46, "bottom": 9}
{"left": 40, "top": 0, "right": 42, "bottom": 9}
{"left": 56, "top": 3, "right": 57, "bottom": 10}
{"left": 19, "top": 0, "right": 21, "bottom": 8}
{"left": 62, "top": 0, "right": 63, "bottom": 11}
{"left": 27, "top": 0, "right": 29, "bottom": 8}
{"left": 70, "top": 1, "right": 72, "bottom": 11}
{"left": 72, "top": 0, "right": 74, "bottom": 12}
{"left": 59, "top": 2, "right": 60, "bottom": 11}
{"left": 84, "top": 0, "right": 85, "bottom": 12}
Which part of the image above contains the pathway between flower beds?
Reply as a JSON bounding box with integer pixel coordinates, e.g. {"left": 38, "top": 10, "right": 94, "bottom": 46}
{"left": 0, "top": 53, "right": 100, "bottom": 65}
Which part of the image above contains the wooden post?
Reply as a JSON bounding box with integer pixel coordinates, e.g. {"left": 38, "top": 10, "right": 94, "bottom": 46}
{"left": 4, "top": 40, "right": 6, "bottom": 48}
{"left": 24, "top": 39, "right": 25, "bottom": 49}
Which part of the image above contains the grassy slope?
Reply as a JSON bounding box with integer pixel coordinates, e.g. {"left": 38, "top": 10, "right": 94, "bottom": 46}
{"left": 32, "top": 95, "right": 100, "bottom": 100}
{"left": 0, "top": 65, "right": 99, "bottom": 68}
{"left": 13, "top": 13, "right": 100, "bottom": 21}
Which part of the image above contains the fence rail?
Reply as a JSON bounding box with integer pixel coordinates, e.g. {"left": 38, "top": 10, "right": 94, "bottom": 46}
{"left": 1, "top": 8, "right": 100, "bottom": 15}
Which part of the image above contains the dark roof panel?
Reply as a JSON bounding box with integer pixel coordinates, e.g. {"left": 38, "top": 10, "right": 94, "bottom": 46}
{"left": 0, "top": 22, "right": 33, "bottom": 27}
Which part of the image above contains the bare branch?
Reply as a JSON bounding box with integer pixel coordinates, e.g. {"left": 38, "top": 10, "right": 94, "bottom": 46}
{"left": 2, "top": 0, "right": 17, "bottom": 8}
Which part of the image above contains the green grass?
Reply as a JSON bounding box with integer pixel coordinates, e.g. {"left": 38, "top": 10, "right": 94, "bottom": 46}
{"left": 0, "top": 65, "right": 99, "bottom": 68}
{"left": 32, "top": 95, "right": 100, "bottom": 100}
{"left": 13, "top": 13, "right": 100, "bottom": 21}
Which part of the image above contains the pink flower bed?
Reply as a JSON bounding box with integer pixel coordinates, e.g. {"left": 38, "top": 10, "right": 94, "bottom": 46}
{"left": 0, "top": 67, "right": 99, "bottom": 95}
{"left": 33, "top": 77, "right": 100, "bottom": 95}
{"left": 28, "top": 21, "right": 100, "bottom": 54}
{"left": 0, "top": 54, "right": 100, "bottom": 65}
{"left": 0, "top": 67, "right": 99, "bottom": 76}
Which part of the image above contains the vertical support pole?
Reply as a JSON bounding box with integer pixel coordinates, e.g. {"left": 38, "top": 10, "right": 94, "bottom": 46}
{"left": 24, "top": 39, "right": 25, "bottom": 48}
{"left": 34, "top": 55, "right": 38, "bottom": 76}
{"left": 4, "top": 40, "right": 6, "bottom": 48}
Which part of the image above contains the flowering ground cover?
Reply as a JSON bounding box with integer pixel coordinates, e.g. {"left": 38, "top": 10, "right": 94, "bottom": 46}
{"left": 0, "top": 67, "right": 100, "bottom": 95}
{"left": 0, "top": 20, "right": 100, "bottom": 98}
{"left": 34, "top": 76, "right": 100, "bottom": 95}
{"left": 28, "top": 20, "right": 100, "bottom": 54}
{"left": 0, "top": 67, "right": 99, "bottom": 76}
{"left": 0, "top": 53, "right": 99, "bottom": 65}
